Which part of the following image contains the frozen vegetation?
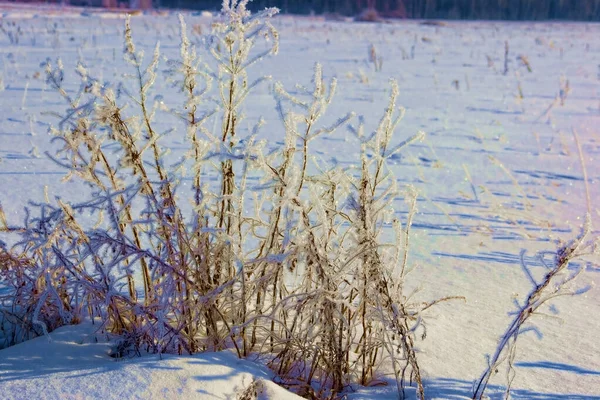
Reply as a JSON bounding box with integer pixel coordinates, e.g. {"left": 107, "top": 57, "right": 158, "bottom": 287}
{"left": 0, "top": 2, "right": 599, "bottom": 399}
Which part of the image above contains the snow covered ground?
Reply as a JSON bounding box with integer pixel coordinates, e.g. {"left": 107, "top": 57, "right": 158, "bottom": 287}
{"left": 1, "top": 3, "right": 599, "bottom": 399}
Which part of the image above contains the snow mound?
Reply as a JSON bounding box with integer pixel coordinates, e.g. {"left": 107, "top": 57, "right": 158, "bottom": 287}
{"left": 0, "top": 323, "right": 303, "bottom": 400}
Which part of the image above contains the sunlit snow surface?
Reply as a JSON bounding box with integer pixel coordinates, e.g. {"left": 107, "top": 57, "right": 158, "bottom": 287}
{"left": 0, "top": 3, "right": 599, "bottom": 399}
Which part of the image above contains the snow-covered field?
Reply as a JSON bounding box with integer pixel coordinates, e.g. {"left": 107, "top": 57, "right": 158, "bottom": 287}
{"left": 1, "top": 3, "right": 599, "bottom": 399}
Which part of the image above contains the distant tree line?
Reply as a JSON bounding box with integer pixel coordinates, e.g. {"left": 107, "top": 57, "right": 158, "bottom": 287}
{"left": 167, "top": 0, "right": 600, "bottom": 21}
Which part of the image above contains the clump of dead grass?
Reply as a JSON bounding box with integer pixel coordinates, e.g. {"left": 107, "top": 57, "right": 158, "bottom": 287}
{"left": 0, "top": 2, "right": 436, "bottom": 399}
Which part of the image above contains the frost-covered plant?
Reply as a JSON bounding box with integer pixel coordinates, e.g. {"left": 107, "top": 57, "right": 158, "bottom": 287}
{"left": 473, "top": 130, "right": 599, "bottom": 400}
{"left": 368, "top": 43, "right": 383, "bottom": 72}
{"left": 0, "top": 3, "right": 443, "bottom": 400}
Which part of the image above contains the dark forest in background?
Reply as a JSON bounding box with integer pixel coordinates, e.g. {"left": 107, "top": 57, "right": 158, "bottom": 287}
{"left": 171, "top": 0, "right": 600, "bottom": 21}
